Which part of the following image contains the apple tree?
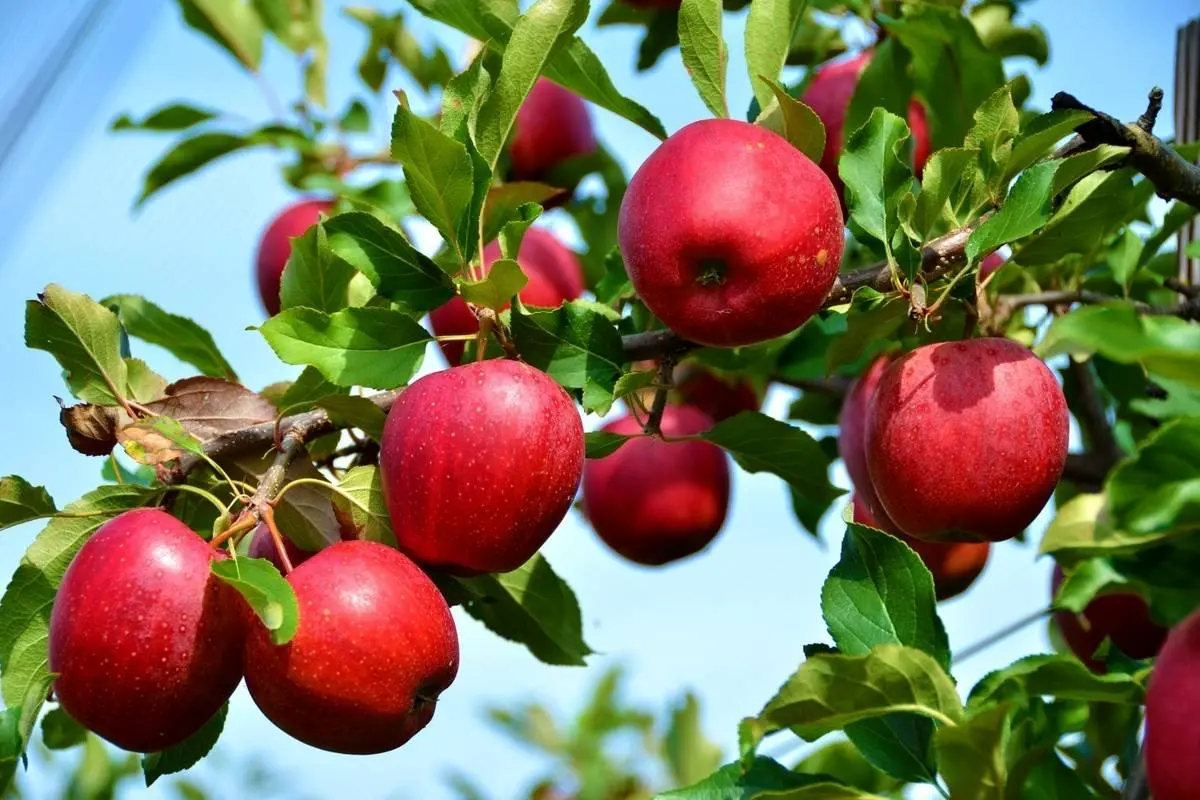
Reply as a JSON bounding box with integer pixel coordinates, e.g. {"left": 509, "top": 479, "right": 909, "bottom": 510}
{"left": 2, "top": 0, "right": 1200, "bottom": 797}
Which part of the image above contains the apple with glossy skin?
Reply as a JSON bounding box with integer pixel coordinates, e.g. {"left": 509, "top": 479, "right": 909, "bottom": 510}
{"left": 674, "top": 365, "right": 761, "bottom": 423}
{"left": 429, "top": 227, "right": 585, "bottom": 365}
{"left": 582, "top": 405, "right": 730, "bottom": 566}
{"left": 865, "top": 338, "right": 1069, "bottom": 542}
{"left": 618, "top": 118, "right": 844, "bottom": 348}
{"left": 380, "top": 359, "right": 585, "bottom": 574}
{"left": 802, "top": 50, "right": 932, "bottom": 201}
{"left": 508, "top": 78, "right": 597, "bottom": 184}
{"left": 1145, "top": 608, "right": 1200, "bottom": 799}
{"left": 837, "top": 355, "right": 894, "bottom": 528}
{"left": 255, "top": 199, "right": 332, "bottom": 316}
{"left": 243, "top": 541, "right": 459, "bottom": 754}
{"left": 1051, "top": 566, "right": 1166, "bottom": 672}
{"left": 48, "top": 508, "right": 245, "bottom": 752}
{"left": 247, "top": 523, "right": 313, "bottom": 572}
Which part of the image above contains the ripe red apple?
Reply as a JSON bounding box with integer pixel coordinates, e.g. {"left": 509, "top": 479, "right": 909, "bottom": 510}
{"left": 380, "top": 359, "right": 585, "bottom": 574}
{"left": 508, "top": 78, "right": 597, "bottom": 183}
{"left": 837, "top": 355, "right": 895, "bottom": 529}
{"left": 243, "top": 541, "right": 459, "bottom": 754}
{"left": 674, "top": 365, "right": 761, "bottom": 422}
{"left": 429, "top": 227, "right": 585, "bottom": 365}
{"left": 802, "top": 50, "right": 932, "bottom": 201}
{"left": 1051, "top": 566, "right": 1167, "bottom": 672}
{"left": 247, "top": 523, "right": 312, "bottom": 572}
{"left": 255, "top": 198, "right": 333, "bottom": 316}
{"left": 582, "top": 405, "right": 731, "bottom": 566}
{"left": 619, "top": 119, "right": 844, "bottom": 348}
{"left": 865, "top": 338, "right": 1069, "bottom": 543}
{"left": 48, "top": 508, "right": 245, "bottom": 752}
{"left": 1145, "top": 608, "right": 1200, "bottom": 799}
{"left": 980, "top": 253, "right": 1006, "bottom": 279}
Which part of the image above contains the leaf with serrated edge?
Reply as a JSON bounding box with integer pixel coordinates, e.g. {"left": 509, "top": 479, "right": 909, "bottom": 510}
{"left": 211, "top": 559, "right": 298, "bottom": 645}
{"left": 934, "top": 703, "right": 1010, "bottom": 800}
{"left": 678, "top": 0, "right": 727, "bottom": 118}
{"left": 323, "top": 212, "right": 454, "bottom": 313}
{"left": 0, "top": 478, "right": 56, "bottom": 532}
{"left": 102, "top": 294, "right": 236, "bottom": 379}
{"left": 756, "top": 79, "right": 824, "bottom": 162}
{"left": 280, "top": 223, "right": 357, "bottom": 314}
{"left": 511, "top": 300, "right": 624, "bottom": 392}
{"left": 460, "top": 259, "right": 529, "bottom": 310}
{"left": 228, "top": 456, "right": 339, "bottom": 552}
{"left": 744, "top": 0, "right": 808, "bottom": 110}
{"left": 966, "top": 653, "right": 1145, "bottom": 713}
{"left": 142, "top": 703, "right": 228, "bottom": 786}
{"left": 316, "top": 395, "right": 387, "bottom": 441}
{"left": 332, "top": 466, "right": 396, "bottom": 546}
{"left": 25, "top": 285, "right": 128, "bottom": 406}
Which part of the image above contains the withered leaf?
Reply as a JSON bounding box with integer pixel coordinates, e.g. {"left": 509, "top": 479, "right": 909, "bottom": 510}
{"left": 116, "top": 417, "right": 203, "bottom": 465}
{"left": 59, "top": 401, "right": 121, "bottom": 456}
{"left": 144, "top": 377, "right": 277, "bottom": 443}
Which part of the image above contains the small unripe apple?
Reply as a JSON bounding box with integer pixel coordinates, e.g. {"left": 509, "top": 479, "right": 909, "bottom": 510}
{"left": 837, "top": 356, "right": 895, "bottom": 529}
{"left": 247, "top": 523, "right": 312, "bottom": 572}
{"left": 508, "top": 78, "right": 597, "bottom": 183}
{"left": 1051, "top": 566, "right": 1166, "bottom": 672}
{"left": 865, "top": 338, "right": 1068, "bottom": 542}
{"left": 980, "top": 253, "right": 1006, "bottom": 279}
{"left": 1145, "top": 608, "right": 1200, "bottom": 799}
{"left": 243, "top": 541, "right": 459, "bottom": 754}
{"left": 429, "top": 227, "right": 585, "bottom": 365}
{"left": 255, "top": 199, "right": 332, "bottom": 316}
{"left": 582, "top": 405, "right": 731, "bottom": 566}
{"left": 802, "top": 50, "right": 932, "bottom": 201}
{"left": 49, "top": 508, "right": 245, "bottom": 752}
{"left": 380, "top": 359, "right": 585, "bottom": 574}
{"left": 674, "top": 365, "right": 761, "bottom": 423}
{"left": 619, "top": 119, "right": 844, "bottom": 347}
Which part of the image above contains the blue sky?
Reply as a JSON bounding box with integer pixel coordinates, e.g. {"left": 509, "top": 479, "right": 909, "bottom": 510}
{"left": 1, "top": 1, "right": 1196, "bottom": 797}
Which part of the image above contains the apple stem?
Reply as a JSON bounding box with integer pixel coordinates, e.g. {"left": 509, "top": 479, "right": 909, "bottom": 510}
{"left": 644, "top": 356, "right": 676, "bottom": 436}
{"left": 262, "top": 506, "right": 295, "bottom": 575}
{"left": 210, "top": 514, "right": 257, "bottom": 550}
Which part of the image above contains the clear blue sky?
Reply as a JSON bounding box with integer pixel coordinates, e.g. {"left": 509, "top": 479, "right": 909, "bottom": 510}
{"left": 0, "top": 1, "right": 1196, "bottom": 798}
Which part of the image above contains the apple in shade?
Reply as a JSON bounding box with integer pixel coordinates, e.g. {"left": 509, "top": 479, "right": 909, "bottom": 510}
{"left": 802, "top": 50, "right": 932, "bottom": 201}
{"left": 247, "top": 523, "right": 313, "bottom": 572}
{"left": 980, "top": 252, "right": 1006, "bottom": 279}
{"left": 508, "top": 78, "right": 597, "bottom": 184}
{"left": 1145, "top": 608, "right": 1200, "bottom": 799}
{"left": 379, "top": 359, "right": 585, "bottom": 575}
{"left": 674, "top": 364, "right": 761, "bottom": 423}
{"left": 865, "top": 338, "right": 1069, "bottom": 543}
{"left": 48, "top": 508, "right": 245, "bottom": 753}
{"left": 1051, "top": 565, "right": 1167, "bottom": 672}
{"left": 243, "top": 541, "right": 459, "bottom": 754}
{"left": 428, "top": 227, "right": 585, "bottom": 365}
{"left": 619, "top": 119, "right": 844, "bottom": 348}
{"left": 255, "top": 198, "right": 332, "bottom": 316}
{"left": 582, "top": 405, "right": 731, "bottom": 566}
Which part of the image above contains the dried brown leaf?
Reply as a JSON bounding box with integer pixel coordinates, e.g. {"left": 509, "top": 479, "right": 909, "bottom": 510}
{"left": 144, "top": 377, "right": 277, "bottom": 443}
{"left": 58, "top": 402, "right": 122, "bottom": 456}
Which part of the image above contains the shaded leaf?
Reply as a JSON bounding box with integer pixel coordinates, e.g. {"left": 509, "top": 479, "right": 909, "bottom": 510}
{"left": 142, "top": 703, "right": 227, "bottom": 786}
{"left": 966, "top": 654, "right": 1145, "bottom": 713}
{"left": 279, "top": 222, "right": 358, "bottom": 314}
{"left": 331, "top": 466, "right": 395, "bottom": 546}
{"left": 511, "top": 299, "right": 624, "bottom": 396}
{"left": 40, "top": 707, "right": 87, "bottom": 750}
{"left": 585, "top": 430, "right": 636, "bottom": 459}
{"left": 227, "top": 456, "right": 339, "bottom": 552}
{"left": 460, "top": 259, "right": 529, "bottom": 310}
{"left": 1107, "top": 417, "right": 1200, "bottom": 537}
{"left": 111, "top": 103, "right": 218, "bottom": 132}
{"left": 965, "top": 159, "right": 1060, "bottom": 262}
{"left": 316, "top": 395, "right": 387, "bottom": 441}
{"left": 933, "top": 703, "right": 1010, "bottom": 800}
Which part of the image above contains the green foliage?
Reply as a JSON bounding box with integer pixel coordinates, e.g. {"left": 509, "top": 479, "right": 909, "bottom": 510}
{"left": 211, "top": 558, "right": 299, "bottom": 645}
{"left": 142, "top": 705, "right": 228, "bottom": 786}
{"left": 679, "top": 0, "right": 729, "bottom": 118}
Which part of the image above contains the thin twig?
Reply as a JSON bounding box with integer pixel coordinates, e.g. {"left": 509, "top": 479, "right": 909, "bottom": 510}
{"left": 644, "top": 357, "right": 675, "bottom": 435}
{"left": 954, "top": 608, "right": 1050, "bottom": 663}
{"left": 1067, "top": 358, "right": 1123, "bottom": 469}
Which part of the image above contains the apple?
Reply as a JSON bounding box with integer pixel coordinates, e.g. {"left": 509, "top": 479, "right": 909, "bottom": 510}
{"left": 255, "top": 199, "right": 332, "bottom": 316}
{"left": 1145, "top": 608, "right": 1200, "bottom": 799}
{"left": 1051, "top": 566, "right": 1166, "bottom": 672}
{"left": 429, "top": 227, "right": 585, "bottom": 365}
{"left": 247, "top": 523, "right": 313, "bottom": 572}
{"left": 837, "top": 355, "right": 895, "bottom": 529}
{"left": 582, "top": 405, "right": 730, "bottom": 566}
{"left": 802, "top": 50, "right": 932, "bottom": 201}
{"left": 865, "top": 338, "right": 1069, "bottom": 542}
{"left": 980, "top": 252, "right": 1006, "bottom": 279}
{"left": 619, "top": 119, "right": 844, "bottom": 348}
{"left": 48, "top": 508, "right": 245, "bottom": 752}
{"left": 508, "top": 78, "right": 597, "bottom": 183}
{"left": 674, "top": 364, "right": 761, "bottom": 422}
{"left": 243, "top": 541, "right": 459, "bottom": 754}
{"left": 380, "top": 359, "right": 585, "bottom": 574}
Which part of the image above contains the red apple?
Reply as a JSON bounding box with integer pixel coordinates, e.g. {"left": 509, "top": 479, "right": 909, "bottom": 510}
{"left": 243, "top": 541, "right": 459, "bottom": 754}
{"left": 865, "top": 338, "right": 1068, "bottom": 543}
{"left": 1051, "top": 565, "right": 1166, "bottom": 672}
{"left": 429, "top": 227, "right": 585, "bottom": 365}
{"left": 674, "top": 365, "right": 761, "bottom": 422}
{"left": 380, "top": 359, "right": 585, "bottom": 574}
{"left": 582, "top": 405, "right": 730, "bottom": 566}
{"left": 508, "top": 78, "right": 597, "bottom": 183}
{"left": 247, "top": 523, "right": 313, "bottom": 572}
{"left": 48, "top": 508, "right": 245, "bottom": 752}
{"left": 255, "top": 199, "right": 333, "bottom": 316}
{"left": 802, "top": 50, "right": 932, "bottom": 201}
{"left": 980, "top": 253, "right": 1006, "bottom": 279}
{"left": 619, "top": 119, "right": 844, "bottom": 347}
{"left": 837, "top": 356, "right": 895, "bottom": 529}
{"left": 1145, "top": 608, "right": 1200, "bottom": 799}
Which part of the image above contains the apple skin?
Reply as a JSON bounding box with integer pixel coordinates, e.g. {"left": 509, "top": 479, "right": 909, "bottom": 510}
{"left": 865, "top": 338, "right": 1069, "bottom": 543}
{"left": 1051, "top": 566, "right": 1166, "bottom": 672}
{"left": 247, "top": 523, "right": 313, "bottom": 572}
{"left": 802, "top": 50, "right": 932, "bottom": 201}
{"left": 429, "top": 228, "right": 585, "bottom": 365}
{"left": 508, "top": 78, "right": 597, "bottom": 183}
{"left": 980, "top": 253, "right": 1006, "bottom": 279}
{"left": 675, "top": 365, "right": 761, "bottom": 423}
{"left": 619, "top": 119, "right": 844, "bottom": 348}
{"left": 48, "top": 508, "right": 245, "bottom": 753}
{"left": 582, "top": 405, "right": 731, "bottom": 566}
{"left": 255, "top": 199, "right": 333, "bottom": 316}
{"left": 837, "top": 356, "right": 895, "bottom": 529}
{"left": 1146, "top": 609, "right": 1200, "bottom": 799}
{"left": 380, "top": 359, "right": 585, "bottom": 575}
{"left": 243, "top": 541, "right": 459, "bottom": 755}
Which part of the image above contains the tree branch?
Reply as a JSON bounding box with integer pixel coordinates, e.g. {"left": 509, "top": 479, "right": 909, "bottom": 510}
{"left": 1066, "top": 358, "right": 1123, "bottom": 469}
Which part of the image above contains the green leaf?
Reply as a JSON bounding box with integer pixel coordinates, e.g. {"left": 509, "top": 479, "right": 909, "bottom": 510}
{"left": 455, "top": 553, "right": 593, "bottom": 666}
{"left": 211, "top": 558, "right": 298, "bottom": 645}
{"left": 331, "top": 466, "right": 396, "bottom": 546}
{"left": 482, "top": 183, "right": 565, "bottom": 244}
{"left": 594, "top": 247, "right": 634, "bottom": 305}
{"left": 934, "top": 704, "right": 1010, "bottom": 800}
{"left": 757, "top": 80, "right": 824, "bottom": 162}
{"left": 142, "top": 703, "right": 227, "bottom": 786}
{"left": 278, "top": 366, "right": 340, "bottom": 411}
{"left": 910, "top": 148, "right": 982, "bottom": 239}
{"left": 338, "top": 99, "right": 371, "bottom": 132}
{"left": 323, "top": 212, "right": 454, "bottom": 314}
{"left": 0, "top": 477, "right": 56, "bottom": 532}
{"left": 679, "top": 0, "right": 728, "bottom": 118}
{"left": 278, "top": 222, "right": 357, "bottom": 314}
{"left": 136, "top": 132, "right": 257, "bottom": 206}
{"left": 102, "top": 295, "right": 236, "bottom": 380}
{"left": 0, "top": 484, "right": 160, "bottom": 707}
{"left": 699, "top": 412, "right": 843, "bottom": 511}
{"left": 111, "top": 102, "right": 218, "bottom": 132}
{"left": 966, "top": 654, "right": 1145, "bottom": 713}
{"left": 655, "top": 756, "right": 857, "bottom": 799}
{"left": 123, "top": 358, "right": 169, "bottom": 403}
{"left": 664, "top": 693, "right": 724, "bottom": 787}
{"left": 1107, "top": 417, "right": 1200, "bottom": 537}
{"left": 744, "top": 0, "right": 808, "bottom": 111}
{"left": 1038, "top": 494, "right": 1144, "bottom": 556}
{"left": 0, "top": 673, "right": 56, "bottom": 791}
{"left": 497, "top": 204, "right": 542, "bottom": 262}
{"left": 117, "top": 416, "right": 205, "bottom": 466}
{"left": 475, "top": 0, "right": 589, "bottom": 168}
{"left": 315, "top": 396, "right": 387, "bottom": 441}
{"left": 40, "top": 707, "right": 87, "bottom": 750}
{"left": 511, "top": 299, "right": 624, "bottom": 395}
{"left": 844, "top": 38, "right": 912, "bottom": 153}
{"left": 965, "top": 159, "right": 1060, "bottom": 262}
{"left": 175, "top": 0, "right": 265, "bottom": 70}
{"left": 793, "top": 741, "right": 905, "bottom": 794}
{"left": 1004, "top": 109, "right": 1093, "bottom": 184}
{"left": 440, "top": 52, "right": 491, "bottom": 140}
{"left": 824, "top": 298, "right": 906, "bottom": 373}
{"left": 25, "top": 284, "right": 128, "bottom": 406}
{"left": 258, "top": 307, "right": 430, "bottom": 389}
{"left": 585, "top": 430, "right": 635, "bottom": 459}
{"left": 964, "top": 83, "right": 1019, "bottom": 195}
{"left": 459, "top": 259, "right": 529, "bottom": 310}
